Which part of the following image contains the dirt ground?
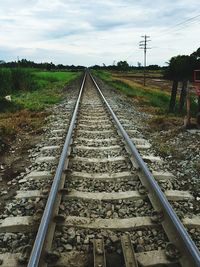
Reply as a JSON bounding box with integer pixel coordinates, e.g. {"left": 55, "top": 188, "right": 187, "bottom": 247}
{"left": 112, "top": 71, "right": 171, "bottom": 90}
{"left": 0, "top": 110, "right": 47, "bottom": 215}
{"left": 0, "top": 76, "right": 82, "bottom": 218}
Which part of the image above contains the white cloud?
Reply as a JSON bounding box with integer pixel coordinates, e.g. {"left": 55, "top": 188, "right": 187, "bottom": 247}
{"left": 0, "top": 0, "right": 199, "bottom": 65}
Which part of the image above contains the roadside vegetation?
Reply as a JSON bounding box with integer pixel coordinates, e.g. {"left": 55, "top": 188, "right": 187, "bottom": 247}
{"left": 13, "top": 70, "right": 79, "bottom": 111}
{"left": 93, "top": 68, "right": 199, "bottom": 131}
{"left": 93, "top": 70, "right": 173, "bottom": 114}
{"left": 0, "top": 68, "right": 80, "bottom": 111}
{"left": 93, "top": 47, "right": 200, "bottom": 125}
{"left": 0, "top": 65, "right": 81, "bottom": 153}
{"left": 92, "top": 47, "right": 200, "bottom": 126}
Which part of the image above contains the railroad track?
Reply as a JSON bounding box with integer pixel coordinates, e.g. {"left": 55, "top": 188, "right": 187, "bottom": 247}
{"left": 0, "top": 72, "right": 199, "bottom": 267}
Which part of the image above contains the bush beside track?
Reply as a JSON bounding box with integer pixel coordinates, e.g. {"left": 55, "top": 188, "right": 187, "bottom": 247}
{"left": 0, "top": 68, "right": 81, "bottom": 153}
{"left": 0, "top": 68, "right": 80, "bottom": 112}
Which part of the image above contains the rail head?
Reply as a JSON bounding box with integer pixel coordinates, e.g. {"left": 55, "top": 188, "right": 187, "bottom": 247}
{"left": 27, "top": 73, "right": 87, "bottom": 267}
{"left": 89, "top": 72, "right": 200, "bottom": 267}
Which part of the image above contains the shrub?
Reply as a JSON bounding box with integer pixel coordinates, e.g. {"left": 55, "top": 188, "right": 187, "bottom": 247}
{"left": 11, "top": 68, "right": 38, "bottom": 91}
{"left": 0, "top": 68, "right": 12, "bottom": 97}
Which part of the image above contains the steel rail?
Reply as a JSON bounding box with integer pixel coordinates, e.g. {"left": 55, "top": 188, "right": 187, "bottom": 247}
{"left": 28, "top": 73, "right": 87, "bottom": 267}
{"left": 90, "top": 73, "right": 200, "bottom": 267}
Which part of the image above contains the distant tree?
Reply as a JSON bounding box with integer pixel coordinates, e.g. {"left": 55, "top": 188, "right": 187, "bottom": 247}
{"left": 0, "top": 59, "right": 85, "bottom": 71}
{"left": 169, "top": 80, "right": 179, "bottom": 113}
{"left": 0, "top": 68, "right": 12, "bottom": 97}
{"left": 190, "top": 48, "right": 200, "bottom": 71}
{"left": 165, "top": 55, "right": 195, "bottom": 81}
{"left": 179, "top": 80, "right": 187, "bottom": 112}
{"left": 146, "top": 64, "right": 160, "bottom": 70}
{"left": 191, "top": 47, "right": 200, "bottom": 60}
{"left": 0, "top": 60, "right": 5, "bottom": 65}
{"left": 117, "top": 61, "right": 129, "bottom": 71}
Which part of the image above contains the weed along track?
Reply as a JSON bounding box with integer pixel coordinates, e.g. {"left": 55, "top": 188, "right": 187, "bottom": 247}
{"left": 0, "top": 72, "right": 199, "bottom": 267}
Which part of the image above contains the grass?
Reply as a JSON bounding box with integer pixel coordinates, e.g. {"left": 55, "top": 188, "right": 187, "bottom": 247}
{"left": 12, "top": 87, "right": 61, "bottom": 111}
{"left": 93, "top": 70, "right": 198, "bottom": 116}
{"left": 0, "top": 69, "right": 81, "bottom": 153}
{"left": 112, "top": 69, "right": 164, "bottom": 78}
{"left": 34, "top": 70, "right": 77, "bottom": 83}
{"left": 8, "top": 70, "right": 80, "bottom": 111}
{"left": 93, "top": 70, "right": 171, "bottom": 114}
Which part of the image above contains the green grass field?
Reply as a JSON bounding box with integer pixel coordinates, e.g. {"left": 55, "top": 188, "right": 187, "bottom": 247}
{"left": 34, "top": 70, "right": 77, "bottom": 83}
{"left": 1, "top": 70, "right": 80, "bottom": 111}
{"left": 93, "top": 70, "right": 171, "bottom": 113}
{"left": 0, "top": 69, "right": 81, "bottom": 152}
{"left": 94, "top": 70, "right": 198, "bottom": 115}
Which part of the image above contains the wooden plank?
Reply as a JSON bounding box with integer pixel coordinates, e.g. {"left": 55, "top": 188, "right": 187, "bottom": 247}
{"left": 121, "top": 234, "right": 138, "bottom": 267}
{"left": 93, "top": 239, "right": 106, "bottom": 267}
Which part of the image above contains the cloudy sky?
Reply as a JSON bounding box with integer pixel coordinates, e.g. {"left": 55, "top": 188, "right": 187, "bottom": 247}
{"left": 0, "top": 0, "right": 199, "bottom": 66}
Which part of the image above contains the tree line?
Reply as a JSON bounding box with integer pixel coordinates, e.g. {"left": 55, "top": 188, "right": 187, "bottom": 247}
{"left": 0, "top": 59, "right": 85, "bottom": 71}
{"left": 0, "top": 59, "right": 85, "bottom": 99}
{"left": 91, "top": 61, "right": 165, "bottom": 71}
{"left": 165, "top": 47, "right": 200, "bottom": 81}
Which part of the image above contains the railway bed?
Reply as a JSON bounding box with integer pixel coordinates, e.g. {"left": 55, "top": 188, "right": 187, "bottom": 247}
{"left": 0, "top": 72, "right": 199, "bottom": 267}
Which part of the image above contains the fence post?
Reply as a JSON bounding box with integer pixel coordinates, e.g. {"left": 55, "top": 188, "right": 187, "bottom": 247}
{"left": 179, "top": 80, "right": 187, "bottom": 112}
{"left": 184, "top": 82, "right": 191, "bottom": 128}
{"left": 197, "top": 96, "right": 200, "bottom": 128}
{"left": 169, "top": 80, "right": 178, "bottom": 112}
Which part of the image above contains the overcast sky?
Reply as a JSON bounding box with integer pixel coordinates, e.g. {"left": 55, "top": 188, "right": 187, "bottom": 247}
{"left": 0, "top": 0, "right": 199, "bottom": 66}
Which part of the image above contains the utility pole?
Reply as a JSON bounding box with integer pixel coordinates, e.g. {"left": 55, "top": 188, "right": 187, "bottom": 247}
{"left": 17, "top": 56, "right": 20, "bottom": 68}
{"left": 139, "top": 35, "right": 151, "bottom": 86}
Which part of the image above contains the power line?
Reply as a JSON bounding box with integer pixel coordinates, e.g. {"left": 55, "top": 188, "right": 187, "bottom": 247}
{"left": 154, "top": 12, "right": 200, "bottom": 39}
{"left": 161, "top": 14, "right": 200, "bottom": 33}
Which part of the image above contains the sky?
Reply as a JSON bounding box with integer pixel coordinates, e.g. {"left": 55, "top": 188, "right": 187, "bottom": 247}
{"left": 0, "top": 0, "right": 200, "bottom": 66}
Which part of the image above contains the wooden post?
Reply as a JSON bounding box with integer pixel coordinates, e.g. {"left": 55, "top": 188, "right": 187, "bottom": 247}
{"left": 197, "top": 95, "right": 200, "bottom": 128}
{"left": 184, "top": 83, "right": 191, "bottom": 128}
{"left": 179, "top": 80, "right": 187, "bottom": 112}
{"left": 169, "top": 80, "right": 178, "bottom": 112}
